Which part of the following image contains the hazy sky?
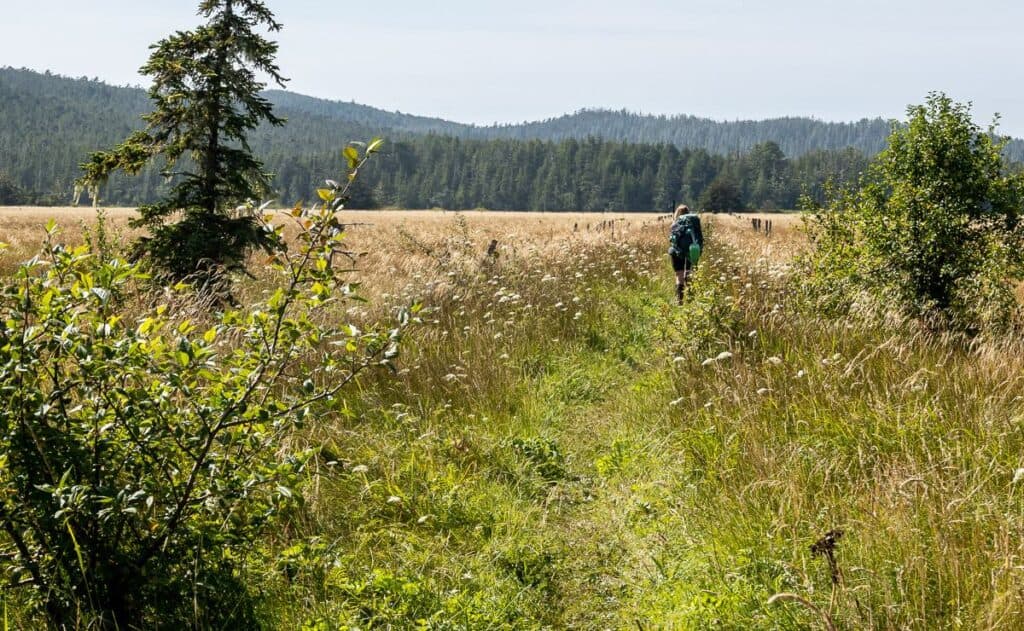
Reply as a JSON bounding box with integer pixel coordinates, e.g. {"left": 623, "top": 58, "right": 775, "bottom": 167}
{"left": 4, "top": 0, "right": 1023, "bottom": 135}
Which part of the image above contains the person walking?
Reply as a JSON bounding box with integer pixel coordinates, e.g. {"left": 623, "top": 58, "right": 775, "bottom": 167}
{"left": 668, "top": 204, "right": 704, "bottom": 304}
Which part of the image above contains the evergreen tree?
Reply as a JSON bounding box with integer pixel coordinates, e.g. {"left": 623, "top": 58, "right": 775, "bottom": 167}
{"left": 700, "top": 176, "right": 744, "bottom": 211}
{"left": 0, "top": 171, "right": 26, "bottom": 205}
{"left": 652, "top": 144, "right": 682, "bottom": 212}
{"left": 78, "top": 0, "right": 287, "bottom": 281}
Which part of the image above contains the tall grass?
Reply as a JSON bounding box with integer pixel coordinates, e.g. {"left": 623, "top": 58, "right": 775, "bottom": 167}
{"left": 253, "top": 212, "right": 1024, "bottom": 628}
{"left": 3, "top": 210, "right": 1022, "bottom": 628}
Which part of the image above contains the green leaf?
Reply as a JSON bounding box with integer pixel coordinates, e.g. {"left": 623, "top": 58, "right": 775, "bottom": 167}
{"left": 366, "top": 137, "right": 384, "bottom": 155}
{"left": 343, "top": 146, "right": 360, "bottom": 170}
{"left": 138, "top": 317, "right": 156, "bottom": 335}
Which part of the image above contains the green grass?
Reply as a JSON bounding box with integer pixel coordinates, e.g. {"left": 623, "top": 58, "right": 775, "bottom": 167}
{"left": 7, "top": 217, "right": 1022, "bottom": 628}
{"left": 250, "top": 223, "right": 1024, "bottom": 629}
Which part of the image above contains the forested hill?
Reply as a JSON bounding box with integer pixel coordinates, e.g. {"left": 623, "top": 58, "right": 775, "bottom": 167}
{"left": 262, "top": 92, "right": 1024, "bottom": 161}
{"left": 474, "top": 109, "right": 894, "bottom": 156}
{"left": 2, "top": 67, "right": 1022, "bottom": 209}
{"left": 0, "top": 67, "right": 385, "bottom": 202}
{"left": 262, "top": 90, "right": 897, "bottom": 156}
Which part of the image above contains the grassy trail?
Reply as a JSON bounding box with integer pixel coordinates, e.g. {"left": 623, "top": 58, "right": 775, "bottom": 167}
{"left": 258, "top": 216, "right": 1024, "bottom": 629}
{"left": 264, "top": 219, "right": 812, "bottom": 628}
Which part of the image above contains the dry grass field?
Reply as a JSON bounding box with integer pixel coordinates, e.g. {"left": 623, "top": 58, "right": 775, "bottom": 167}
{"left": 0, "top": 206, "right": 671, "bottom": 294}
{"left": 0, "top": 205, "right": 802, "bottom": 266}
{"left": 0, "top": 207, "right": 807, "bottom": 313}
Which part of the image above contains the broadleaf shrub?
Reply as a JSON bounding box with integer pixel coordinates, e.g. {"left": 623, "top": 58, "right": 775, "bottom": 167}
{"left": 799, "top": 93, "right": 1024, "bottom": 332}
{"left": 0, "top": 142, "right": 404, "bottom": 628}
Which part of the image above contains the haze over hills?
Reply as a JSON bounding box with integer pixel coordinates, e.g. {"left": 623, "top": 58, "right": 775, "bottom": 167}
{"left": 2, "top": 67, "right": 1022, "bottom": 209}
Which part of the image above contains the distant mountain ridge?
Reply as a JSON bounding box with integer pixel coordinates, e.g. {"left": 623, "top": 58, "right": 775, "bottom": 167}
{"left": 261, "top": 89, "right": 1024, "bottom": 161}
{"left": 1, "top": 67, "right": 1022, "bottom": 207}
{"left": 263, "top": 88, "right": 899, "bottom": 156}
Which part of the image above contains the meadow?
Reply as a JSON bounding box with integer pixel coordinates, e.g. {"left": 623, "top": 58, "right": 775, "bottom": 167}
{"left": 2, "top": 207, "right": 1022, "bottom": 629}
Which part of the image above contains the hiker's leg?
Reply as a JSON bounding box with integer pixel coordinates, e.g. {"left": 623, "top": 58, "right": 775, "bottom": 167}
{"left": 674, "top": 268, "right": 687, "bottom": 304}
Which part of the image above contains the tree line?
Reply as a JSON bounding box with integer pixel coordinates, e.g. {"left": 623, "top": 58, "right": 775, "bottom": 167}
{"left": 273, "top": 136, "right": 870, "bottom": 211}
{"left": 2, "top": 66, "right": 1020, "bottom": 210}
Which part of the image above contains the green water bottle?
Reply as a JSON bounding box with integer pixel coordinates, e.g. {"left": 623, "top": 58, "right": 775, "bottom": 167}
{"left": 688, "top": 242, "right": 701, "bottom": 265}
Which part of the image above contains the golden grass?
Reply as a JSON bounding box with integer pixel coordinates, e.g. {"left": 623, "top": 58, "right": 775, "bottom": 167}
{"left": 0, "top": 206, "right": 663, "bottom": 249}
{"left": 0, "top": 205, "right": 673, "bottom": 296}
{"left": 0, "top": 207, "right": 811, "bottom": 311}
{"left": 0, "top": 206, "right": 802, "bottom": 255}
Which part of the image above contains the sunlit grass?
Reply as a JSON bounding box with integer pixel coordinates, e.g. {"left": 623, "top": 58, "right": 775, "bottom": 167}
{"left": 3, "top": 207, "right": 1023, "bottom": 628}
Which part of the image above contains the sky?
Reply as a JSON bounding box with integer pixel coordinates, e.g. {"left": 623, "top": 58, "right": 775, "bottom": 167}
{"left": 3, "top": 0, "right": 1023, "bottom": 135}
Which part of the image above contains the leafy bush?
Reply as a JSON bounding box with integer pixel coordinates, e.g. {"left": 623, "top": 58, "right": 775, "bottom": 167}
{"left": 510, "top": 437, "right": 568, "bottom": 484}
{"left": 800, "top": 93, "right": 1024, "bottom": 331}
{"left": 0, "top": 143, "right": 407, "bottom": 628}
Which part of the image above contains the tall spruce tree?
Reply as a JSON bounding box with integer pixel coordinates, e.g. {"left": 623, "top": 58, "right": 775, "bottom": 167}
{"left": 78, "top": 0, "right": 286, "bottom": 281}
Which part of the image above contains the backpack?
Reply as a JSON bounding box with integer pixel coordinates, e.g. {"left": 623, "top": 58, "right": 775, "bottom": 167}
{"left": 669, "top": 215, "right": 699, "bottom": 256}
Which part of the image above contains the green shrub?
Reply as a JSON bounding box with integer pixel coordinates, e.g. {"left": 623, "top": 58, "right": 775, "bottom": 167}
{"left": 510, "top": 437, "right": 568, "bottom": 484}
{"left": 800, "top": 93, "right": 1024, "bottom": 332}
{"left": 0, "top": 143, "right": 408, "bottom": 628}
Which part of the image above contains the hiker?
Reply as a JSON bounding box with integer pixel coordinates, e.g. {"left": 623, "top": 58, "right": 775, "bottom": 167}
{"left": 668, "top": 204, "right": 704, "bottom": 304}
